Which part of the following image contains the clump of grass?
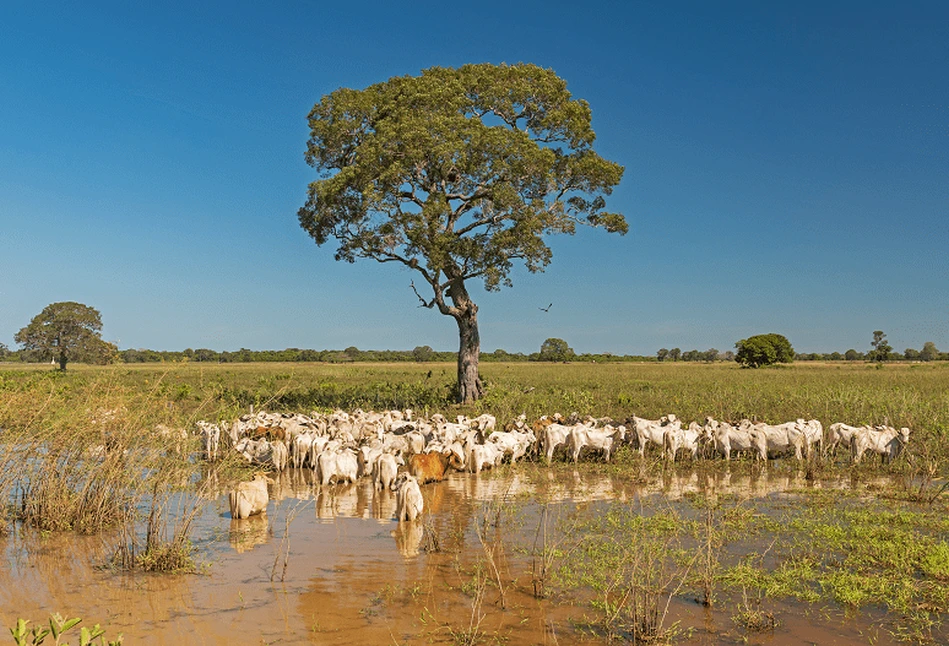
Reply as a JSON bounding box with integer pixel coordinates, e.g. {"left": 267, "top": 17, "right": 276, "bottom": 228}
{"left": 731, "top": 593, "right": 777, "bottom": 633}
{"left": 558, "top": 504, "right": 697, "bottom": 643}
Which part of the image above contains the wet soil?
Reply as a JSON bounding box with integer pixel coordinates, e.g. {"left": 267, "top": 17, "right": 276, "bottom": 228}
{"left": 0, "top": 467, "right": 930, "bottom": 645}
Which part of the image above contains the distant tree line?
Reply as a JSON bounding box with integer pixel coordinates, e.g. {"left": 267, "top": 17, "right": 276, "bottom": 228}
{"left": 0, "top": 344, "right": 654, "bottom": 365}
{"left": 656, "top": 348, "right": 733, "bottom": 363}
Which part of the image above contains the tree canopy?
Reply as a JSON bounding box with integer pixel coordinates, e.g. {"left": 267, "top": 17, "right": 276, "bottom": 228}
{"left": 15, "top": 302, "right": 113, "bottom": 370}
{"left": 735, "top": 333, "right": 794, "bottom": 368}
{"left": 539, "top": 337, "right": 575, "bottom": 362}
{"left": 298, "top": 63, "right": 626, "bottom": 401}
{"left": 920, "top": 341, "right": 940, "bottom": 362}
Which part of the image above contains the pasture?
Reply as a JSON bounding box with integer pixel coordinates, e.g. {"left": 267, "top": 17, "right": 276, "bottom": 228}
{"left": 1, "top": 361, "right": 949, "bottom": 644}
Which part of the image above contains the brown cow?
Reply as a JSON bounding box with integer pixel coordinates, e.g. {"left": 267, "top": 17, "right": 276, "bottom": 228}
{"left": 407, "top": 451, "right": 460, "bottom": 484}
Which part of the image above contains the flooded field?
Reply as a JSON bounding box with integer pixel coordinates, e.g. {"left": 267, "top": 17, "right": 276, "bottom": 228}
{"left": 3, "top": 465, "right": 943, "bottom": 645}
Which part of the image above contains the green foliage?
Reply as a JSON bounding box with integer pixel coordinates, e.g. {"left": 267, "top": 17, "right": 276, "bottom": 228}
{"left": 734, "top": 333, "right": 794, "bottom": 368}
{"left": 538, "top": 338, "right": 574, "bottom": 362}
{"left": 14, "top": 302, "right": 114, "bottom": 370}
{"left": 868, "top": 330, "right": 893, "bottom": 362}
{"left": 298, "top": 62, "right": 625, "bottom": 291}
{"left": 920, "top": 341, "right": 940, "bottom": 362}
{"left": 9, "top": 614, "right": 121, "bottom": 646}
{"left": 412, "top": 345, "right": 435, "bottom": 362}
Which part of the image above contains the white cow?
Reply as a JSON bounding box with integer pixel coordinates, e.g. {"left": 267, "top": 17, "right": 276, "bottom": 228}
{"left": 196, "top": 421, "right": 221, "bottom": 461}
{"left": 271, "top": 439, "right": 289, "bottom": 471}
{"left": 487, "top": 430, "right": 536, "bottom": 464}
{"left": 827, "top": 422, "right": 868, "bottom": 457}
{"left": 851, "top": 426, "right": 910, "bottom": 464}
{"left": 631, "top": 415, "right": 680, "bottom": 458}
{"left": 743, "top": 420, "right": 806, "bottom": 462}
{"left": 705, "top": 418, "right": 759, "bottom": 461}
{"left": 469, "top": 443, "right": 504, "bottom": 474}
{"left": 373, "top": 452, "right": 402, "bottom": 490}
{"left": 540, "top": 423, "right": 573, "bottom": 462}
{"left": 568, "top": 424, "right": 626, "bottom": 462}
{"left": 228, "top": 473, "right": 272, "bottom": 519}
{"left": 663, "top": 422, "right": 702, "bottom": 462}
{"left": 392, "top": 473, "right": 424, "bottom": 522}
{"left": 318, "top": 448, "right": 359, "bottom": 486}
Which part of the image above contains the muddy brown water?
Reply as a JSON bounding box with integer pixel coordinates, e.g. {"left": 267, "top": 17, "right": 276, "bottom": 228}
{"left": 0, "top": 468, "right": 920, "bottom": 645}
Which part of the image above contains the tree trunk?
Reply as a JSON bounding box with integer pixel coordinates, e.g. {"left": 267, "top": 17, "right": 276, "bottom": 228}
{"left": 455, "top": 309, "right": 483, "bottom": 403}
{"left": 58, "top": 353, "right": 67, "bottom": 371}
{"left": 446, "top": 279, "right": 483, "bottom": 404}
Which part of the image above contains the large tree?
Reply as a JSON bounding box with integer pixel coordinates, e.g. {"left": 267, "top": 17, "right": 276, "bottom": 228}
{"left": 15, "top": 302, "right": 111, "bottom": 370}
{"left": 297, "top": 63, "right": 626, "bottom": 402}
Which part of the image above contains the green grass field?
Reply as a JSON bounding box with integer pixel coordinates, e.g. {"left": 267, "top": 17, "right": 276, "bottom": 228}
{"left": 4, "top": 359, "right": 946, "bottom": 439}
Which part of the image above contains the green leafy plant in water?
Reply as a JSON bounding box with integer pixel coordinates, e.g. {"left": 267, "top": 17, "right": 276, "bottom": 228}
{"left": 9, "top": 614, "right": 122, "bottom": 646}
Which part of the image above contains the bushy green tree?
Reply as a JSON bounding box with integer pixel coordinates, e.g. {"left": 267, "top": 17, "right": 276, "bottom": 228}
{"left": 297, "top": 63, "right": 625, "bottom": 402}
{"left": 656, "top": 348, "right": 669, "bottom": 362}
{"left": 14, "top": 302, "right": 110, "bottom": 371}
{"left": 539, "top": 337, "right": 575, "bottom": 362}
{"left": 412, "top": 345, "right": 435, "bottom": 362}
{"left": 920, "top": 341, "right": 940, "bottom": 362}
{"left": 734, "top": 333, "right": 794, "bottom": 368}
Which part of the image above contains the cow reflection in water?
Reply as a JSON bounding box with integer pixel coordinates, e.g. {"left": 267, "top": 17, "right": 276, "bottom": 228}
{"left": 229, "top": 514, "right": 270, "bottom": 553}
{"left": 392, "top": 520, "right": 425, "bottom": 558}
{"left": 268, "top": 469, "right": 320, "bottom": 502}
{"left": 313, "top": 482, "right": 376, "bottom": 520}
{"left": 371, "top": 487, "right": 399, "bottom": 523}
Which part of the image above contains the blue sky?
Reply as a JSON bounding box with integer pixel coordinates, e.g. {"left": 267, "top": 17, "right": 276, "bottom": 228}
{"left": 1, "top": 1, "right": 946, "bottom": 356}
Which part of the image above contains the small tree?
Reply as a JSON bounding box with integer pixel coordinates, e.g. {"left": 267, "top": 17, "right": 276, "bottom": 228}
{"left": 844, "top": 349, "right": 862, "bottom": 361}
{"left": 734, "top": 333, "right": 794, "bottom": 368}
{"left": 669, "top": 348, "right": 681, "bottom": 362}
{"left": 920, "top": 341, "right": 940, "bottom": 362}
{"left": 15, "top": 302, "right": 109, "bottom": 371}
{"left": 868, "top": 330, "right": 892, "bottom": 362}
{"left": 656, "top": 348, "right": 669, "bottom": 362}
{"left": 412, "top": 345, "right": 435, "bottom": 362}
{"left": 539, "top": 338, "right": 575, "bottom": 362}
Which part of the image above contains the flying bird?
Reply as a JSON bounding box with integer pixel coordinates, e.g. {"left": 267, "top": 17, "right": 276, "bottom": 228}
{"left": 539, "top": 303, "right": 552, "bottom": 313}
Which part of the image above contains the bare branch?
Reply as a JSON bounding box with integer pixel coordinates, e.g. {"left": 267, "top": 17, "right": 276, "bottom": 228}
{"left": 398, "top": 190, "right": 425, "bottom": 209}
{"left": 410, "top": 281, "right": 436, "bottom": 309}
{"left": 455, "top": 213, "right": 511, "bottom": 237}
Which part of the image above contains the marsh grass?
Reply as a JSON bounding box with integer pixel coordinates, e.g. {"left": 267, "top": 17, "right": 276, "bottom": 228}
{"left": 0, "top": 369, "right": 218, "bottom": 573}
{"left": 718, "top": 498, "right": 949, "bottom": 641}
{"left": 557, "top": 503, "right": 698, "bottom": 643}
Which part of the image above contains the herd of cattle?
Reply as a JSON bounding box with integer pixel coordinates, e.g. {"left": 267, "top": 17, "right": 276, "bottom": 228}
{"left": 203, "top": 408, "right": 912, "bottom": 522}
